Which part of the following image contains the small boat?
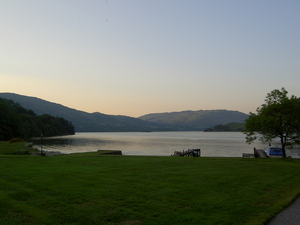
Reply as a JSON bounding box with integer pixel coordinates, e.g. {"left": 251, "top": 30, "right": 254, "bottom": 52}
{"left": 267, "top": 147, "right": 283, "bottom": 158}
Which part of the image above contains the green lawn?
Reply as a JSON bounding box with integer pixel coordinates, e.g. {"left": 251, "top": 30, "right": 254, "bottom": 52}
{"left": 1, "top": 141, "right": 300, "bottom": 224}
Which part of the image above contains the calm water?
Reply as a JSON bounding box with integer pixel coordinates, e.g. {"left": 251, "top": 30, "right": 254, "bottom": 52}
{"left": 30, "top": 131, "right": 288, "bottom": 157}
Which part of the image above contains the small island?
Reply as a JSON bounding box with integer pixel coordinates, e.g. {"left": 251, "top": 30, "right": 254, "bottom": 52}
{"left": 204, "top": 123, "right": 245, "bottom": 132}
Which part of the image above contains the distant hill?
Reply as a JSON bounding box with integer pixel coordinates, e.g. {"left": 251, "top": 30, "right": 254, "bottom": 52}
{"left": 138, "top": 110, "right": 249, "bottom": 130}
{"left": 0, "top": 93, "right": 163, "bottom": 132}
{"left": 0, "top": 93, "right": 249, "bottom": 132}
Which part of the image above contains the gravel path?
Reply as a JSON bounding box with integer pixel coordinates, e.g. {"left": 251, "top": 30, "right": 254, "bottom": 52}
{"left": 268, "top": 197, "right": 300, "bottom": 225}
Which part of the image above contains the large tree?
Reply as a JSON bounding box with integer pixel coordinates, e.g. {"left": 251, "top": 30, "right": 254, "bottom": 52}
{"left": 244, "top": 88, "right": 300, "bottom": 157}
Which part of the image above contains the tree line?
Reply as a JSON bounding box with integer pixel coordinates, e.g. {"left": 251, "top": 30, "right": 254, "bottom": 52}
{"left": 204, "top": 123, "right": 245, "bottom": 132}
{"left": 0, "top": 97, "right": 75, "bottom": 141}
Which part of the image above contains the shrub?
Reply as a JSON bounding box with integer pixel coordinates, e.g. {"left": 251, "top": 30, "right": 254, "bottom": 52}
{"left": 9, "top": 138, "right": 25, "bottom": 143}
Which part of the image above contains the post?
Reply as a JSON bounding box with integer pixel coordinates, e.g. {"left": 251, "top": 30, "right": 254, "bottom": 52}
{"left": 40, "top": 133, "right": 44, "bottom": 156}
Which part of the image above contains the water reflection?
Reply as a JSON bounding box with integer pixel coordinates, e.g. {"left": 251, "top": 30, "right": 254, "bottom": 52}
{"left": 31, "top": 132, "right": 300, "bottom": 158}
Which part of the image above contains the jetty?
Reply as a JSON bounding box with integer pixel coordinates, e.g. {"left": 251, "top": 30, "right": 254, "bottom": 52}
{"left": 254, "top": 148, "right": 269, "bottom": 158}
{"left": 172, "top": 149, "right": 201, "bottom": 157}
{"left": 242, "top": 148, "right": 268, "bottom": 158}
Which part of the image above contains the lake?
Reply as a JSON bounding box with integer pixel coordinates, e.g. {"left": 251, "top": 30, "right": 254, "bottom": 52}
{"left": 31, "top": 131, "right": 291, "bottom": 157}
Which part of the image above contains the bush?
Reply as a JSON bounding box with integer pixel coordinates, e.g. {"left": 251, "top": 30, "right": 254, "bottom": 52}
{"left": 9, "top": 138, "right": 25, "bottom": 143}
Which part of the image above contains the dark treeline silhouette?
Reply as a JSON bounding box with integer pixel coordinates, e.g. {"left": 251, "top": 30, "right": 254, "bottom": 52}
{"left": 0, "top": 97, "right": 75, "bottom": 141}
{"left": 204, "top": 123, "right": 245, "bottom": 132}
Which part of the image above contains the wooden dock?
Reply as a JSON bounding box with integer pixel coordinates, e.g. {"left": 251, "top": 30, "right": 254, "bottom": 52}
{"left": 242, "top": 148, "right": 268, "bottom": 158}
{"left": 254, "top": 148, "right": 269, "bottom": 158}
{"left": 172, "top": 149, "right": 201, "bottom": 157}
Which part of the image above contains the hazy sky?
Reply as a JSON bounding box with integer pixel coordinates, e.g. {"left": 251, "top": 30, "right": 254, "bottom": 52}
{"left": 1, "top": 1, "right": 299, "bottom": 117}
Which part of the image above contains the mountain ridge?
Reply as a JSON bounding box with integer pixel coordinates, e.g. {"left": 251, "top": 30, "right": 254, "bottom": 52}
{"left": 138, "top": 110, "right": 248, "bottom": 130}
{"left": 0, "top": 93, "right": 249, "bottom": 132}
{"left": 0, "top": 93, "right": 157, "bottom": 132}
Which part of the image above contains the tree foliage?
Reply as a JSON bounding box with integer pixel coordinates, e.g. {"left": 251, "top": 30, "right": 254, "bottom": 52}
{"left": 0, "top": 97, "right": 75, "bottom": 141}
{"left": 243, "top": 88, "right": 300, "bottom": 157}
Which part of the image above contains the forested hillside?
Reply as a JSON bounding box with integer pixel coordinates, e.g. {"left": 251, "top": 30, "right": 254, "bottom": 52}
{"left": 0, "top": 97, "right": 75, "bottom": 141}
{"left": 0, "top": 93, "right": 170, "bottom": 132}
{"left": 0, "top": 93, "right": 250, "bottom": 132}
{"left": 139, "top": 110, "right": 249, "bottom": 130}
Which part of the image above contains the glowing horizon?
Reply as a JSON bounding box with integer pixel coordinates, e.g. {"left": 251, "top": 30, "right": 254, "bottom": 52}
{"left": 1, "top": 1, "right": 299, "bottom": 117}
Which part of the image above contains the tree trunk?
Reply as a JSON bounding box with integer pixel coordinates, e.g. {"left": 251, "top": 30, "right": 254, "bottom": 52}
{"left": 281, "top": 137, "right": 287, "bottom": 158}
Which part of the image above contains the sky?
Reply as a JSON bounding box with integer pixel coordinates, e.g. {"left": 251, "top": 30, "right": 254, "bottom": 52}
{"left": 1, "top": 0, "right": 299, "bottom": 117}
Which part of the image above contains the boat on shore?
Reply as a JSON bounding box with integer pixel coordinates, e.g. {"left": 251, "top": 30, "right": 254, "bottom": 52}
{"left": 266, "top": 147, "right": 283, "bottom": 158}
{"left": 250, "top": 147, "right": 283, "bottom": 158}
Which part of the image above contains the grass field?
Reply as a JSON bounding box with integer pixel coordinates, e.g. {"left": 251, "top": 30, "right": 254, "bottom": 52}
{"left": 1, "top": 141, "right": 300, "bottom": 224}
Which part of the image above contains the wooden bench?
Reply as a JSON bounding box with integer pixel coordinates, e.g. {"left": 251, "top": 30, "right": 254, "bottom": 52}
{"left": 242, "top": 153, "right": 255, "bottom": 158}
